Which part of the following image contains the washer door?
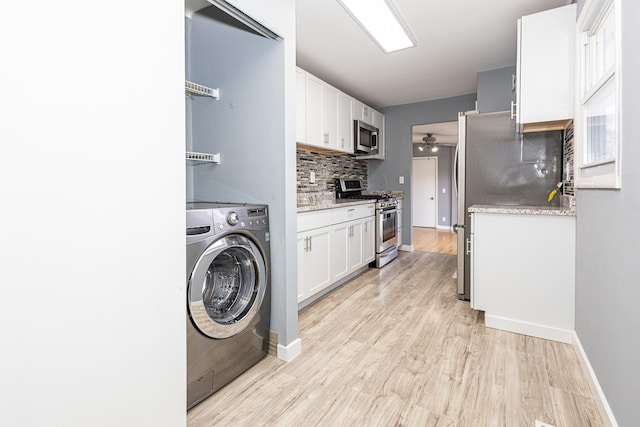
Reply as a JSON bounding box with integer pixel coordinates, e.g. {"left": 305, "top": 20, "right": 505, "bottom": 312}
{"left": 188, "top": 234, "right": 267, "bottom": 339}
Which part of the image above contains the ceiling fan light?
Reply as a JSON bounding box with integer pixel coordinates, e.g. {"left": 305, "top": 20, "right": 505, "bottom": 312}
{"left": 418, "top": 145, "right": 424, "bottom": 152}
{"left": 431, "top": 145, "right": 439, "bottom": 152}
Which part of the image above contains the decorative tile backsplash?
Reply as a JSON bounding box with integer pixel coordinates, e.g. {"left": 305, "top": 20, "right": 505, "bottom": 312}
{"left": 562, "top": 120, "right": 575, "bottom": 210}
{"left": 297, "top": 149, "right": 367, "bottom": 195}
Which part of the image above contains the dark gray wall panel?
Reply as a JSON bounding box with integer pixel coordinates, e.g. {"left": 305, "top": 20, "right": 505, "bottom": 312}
{"left": 477, "top": 65, "right": 516, "bottom": 114}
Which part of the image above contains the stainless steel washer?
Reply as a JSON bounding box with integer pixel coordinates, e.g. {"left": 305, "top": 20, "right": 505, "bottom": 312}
{"left": 186, "top": 202, "right": 271, "bottom": 410}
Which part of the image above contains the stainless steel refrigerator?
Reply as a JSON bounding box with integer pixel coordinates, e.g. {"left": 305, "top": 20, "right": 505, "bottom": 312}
{"left": 454, "top": 111, "right": 563, "bottom": 300}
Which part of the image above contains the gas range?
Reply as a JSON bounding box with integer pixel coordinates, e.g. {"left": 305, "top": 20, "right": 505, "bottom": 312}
{"left": 335, "top": 179, "right": 398, "bottom": 209}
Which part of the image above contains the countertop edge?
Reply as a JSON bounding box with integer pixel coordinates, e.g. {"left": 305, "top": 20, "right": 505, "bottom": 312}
{"left": 468, "top": 204, "right": 576, "bottom": 216}
{"left": 297, "top": 199, "right": 375, "bottom": 213}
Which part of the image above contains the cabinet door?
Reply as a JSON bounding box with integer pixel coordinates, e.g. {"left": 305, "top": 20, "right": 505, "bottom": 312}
{"left": 338, "top": 92, "right": 353, "bottom": 153}
{"left": 296, "top": 68, "right": 306, "bottom": 143}
{"left": 305, "top": 73, "right": 323, "bottom": 146}
{"left": 517, "top": 4, "right": 576, "bottom": 127}
{"left": 331, "top": 222, "right": 349, "bottom": 282}
{"left": 297, "top": 227, "right": 332, "bottom": 303}
{"left": 322, "top": 84, "right": 339, "bottom": 149}
{"left": 348, "top": 221, "right": 364, "bottom": 272}
{"left": 362, "top": 216, "right": 375, "bottom": 264}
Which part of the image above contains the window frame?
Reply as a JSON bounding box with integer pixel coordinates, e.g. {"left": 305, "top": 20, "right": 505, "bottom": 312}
{"left": 575, "top": 0, "right": 622, "bottom": 189}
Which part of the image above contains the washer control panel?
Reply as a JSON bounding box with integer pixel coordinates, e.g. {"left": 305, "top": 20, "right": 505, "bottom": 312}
{"left": 212, "top": 205, "right": 269, "bottom": 233}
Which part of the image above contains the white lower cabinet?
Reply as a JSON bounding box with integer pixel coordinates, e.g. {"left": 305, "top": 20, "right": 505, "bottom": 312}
{"left": 470, "top": 211, "right": 576, "bottom": 342}
{"left": 298, "top": 203, "right": 375, "bottom": 304}
{"left": 297, "top": 226, "right": 332, "bottom": 302}
{"left": 362, "top": 216, "right": 375, "bottom": 264}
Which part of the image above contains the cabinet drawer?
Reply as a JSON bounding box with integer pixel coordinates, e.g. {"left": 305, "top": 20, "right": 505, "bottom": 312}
{"left": 332, "top": 204, "right": 375, "bottom": 223}
{"left": 298, "top": 209, "right": 334, "bottom": 232}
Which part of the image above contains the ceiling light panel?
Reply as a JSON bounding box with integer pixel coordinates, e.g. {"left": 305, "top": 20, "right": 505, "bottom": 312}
{"left": 337, "top": 0, "right": 416, "bottom": 53}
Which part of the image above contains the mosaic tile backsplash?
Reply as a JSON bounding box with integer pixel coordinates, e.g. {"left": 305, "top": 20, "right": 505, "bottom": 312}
{"left": 297, "top": 149, "right": 367, "bottom": 196}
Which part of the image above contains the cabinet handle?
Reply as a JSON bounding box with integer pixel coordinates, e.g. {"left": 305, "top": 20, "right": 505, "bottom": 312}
{"left": 364, "top": 222, "right": 367, "bottom": 232}
{"left": 511, "top": 74, "right": 517, "bottom": 91}
{"left": 510, "top": 101, "right": 517, "bottom": 120}
{"left": 340, "top": 137, "right": 344, "bottom": 147}
{"left": 309, "top": 236, "right": 312, "bottom": 251}
{"left": 466, "top": 238, "right": 472, "bottom": 255}
{"left": 304, "top": 236, "right": 309, "bottom": 251}
{"left": 323, "top": 133, "right": 329, "bottom": 144}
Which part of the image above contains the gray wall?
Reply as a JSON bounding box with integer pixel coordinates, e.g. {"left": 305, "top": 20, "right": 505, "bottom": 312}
{"left": 477, "top": 65, "right": 516, "bottom": 113}
{"left": 575, "top": 1, "right": 640, "bottom": 425}
{"left": 412, "top": 145, "right": 455, "bottom": 228}
{"left": 188, "top": 8, "right": 297, "bottom": 344}
{"left": 371, "top": 94, "right": 476, "bottom": 245}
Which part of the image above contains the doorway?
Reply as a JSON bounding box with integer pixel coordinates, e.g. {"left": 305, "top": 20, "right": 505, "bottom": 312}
{"left": 411, "top": 121, "right": 458, "bottom": 255}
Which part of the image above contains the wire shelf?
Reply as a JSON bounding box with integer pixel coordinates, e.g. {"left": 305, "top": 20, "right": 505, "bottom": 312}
{"left": 186, "top": 151, "right": 221, "bottom": 164}
{"left": 185, "top": 81, "right": 220, "bottom": 99}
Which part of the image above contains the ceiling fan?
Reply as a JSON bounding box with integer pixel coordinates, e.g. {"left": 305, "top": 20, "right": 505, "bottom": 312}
{"left": 418, "top": 133, "right": 438, "bottom": 152}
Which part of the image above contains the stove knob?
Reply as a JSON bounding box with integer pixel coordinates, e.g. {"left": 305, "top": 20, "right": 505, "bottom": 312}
{"left": 227, "top": 211, "right": 239, "bottom": 226}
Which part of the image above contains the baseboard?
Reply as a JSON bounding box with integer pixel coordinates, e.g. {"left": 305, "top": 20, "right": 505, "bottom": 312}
{"left": 436, "top": 225, "right": 453, "bottom": 231}
{"left": 572, "top": 332, "right": 618, "bottom": 427}
{"left": 399, "top": 244, "right": 414, "bottom": 252}
{"left": 277, "top": 338, "right": 302, "bottom": 362}
{"left": 484, "top": 314, "right": 573, "bottom": 343}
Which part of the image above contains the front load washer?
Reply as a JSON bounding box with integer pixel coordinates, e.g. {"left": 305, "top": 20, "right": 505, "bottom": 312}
{"left": 186, "top": 202, "right": 271, "bottom": 410}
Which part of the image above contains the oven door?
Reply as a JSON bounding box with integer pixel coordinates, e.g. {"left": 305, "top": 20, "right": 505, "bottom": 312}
{"left": 377, "top": 207, "right": 398, "bottom": 252}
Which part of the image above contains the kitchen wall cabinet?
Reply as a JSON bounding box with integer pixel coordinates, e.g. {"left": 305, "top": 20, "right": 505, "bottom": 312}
{"left": 321, "top": 84, "right": 339, "bottom": 150}
{"left": 470, "top": 211, "right": 575, "bottom": 343}
{"left": 338, "top": 92, "right": 353, "bottom": 152}
{"left": 515, "top": 4, "right": 576, "bottom": 132}
{"left": 295, "top": 68, "right": 306, "bottom": 143}
{"left": 296, "top": 67, "right": 384, "bottom": 157}
{"left": 304, "top": 72, "right": 323, "bottom": 146}
{"left": 297, "top": 203, "right": 375, "bottom": 306}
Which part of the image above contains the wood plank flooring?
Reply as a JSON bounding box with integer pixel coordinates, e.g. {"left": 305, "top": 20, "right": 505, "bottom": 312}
{"left": 187, "top": 252, "right": 603, "bottom": 427}
{"left": 413, "top": 227, "right": 457, "bottom": 255}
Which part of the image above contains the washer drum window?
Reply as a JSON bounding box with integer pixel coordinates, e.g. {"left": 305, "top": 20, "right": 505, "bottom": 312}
{"left": 188, "top": 234, "right": 267, "bottom": 339}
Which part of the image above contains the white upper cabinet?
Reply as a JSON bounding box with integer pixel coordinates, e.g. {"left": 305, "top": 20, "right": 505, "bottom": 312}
{"left": 321, "top": 83, "right": 339, "bottom": 150}
{"left": 296, "top": 67, "right": 383, "bottom": 157}
{"left": 295, "top": 68, "right": 306, "bottom": 143}
{"left": 338, "top": 92, "right": 353, "bottom": 152}
{"left": 304, "top": 72, "right": 323, "bottom": 146}
{"left": 515, "top": 4, "right": 577, "bottom": 132}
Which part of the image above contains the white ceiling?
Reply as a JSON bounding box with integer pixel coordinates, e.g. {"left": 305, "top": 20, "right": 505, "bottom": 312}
{"left": 296, "top": 0, "right": 571, "bottom": 108}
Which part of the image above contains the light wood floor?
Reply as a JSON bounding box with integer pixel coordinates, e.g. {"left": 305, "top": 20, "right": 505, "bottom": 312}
{"left": 188, "top": 252, "right": 603, "bottom": 427}
{"left": 413, "top": 227, "right": 457, "bottom": 255}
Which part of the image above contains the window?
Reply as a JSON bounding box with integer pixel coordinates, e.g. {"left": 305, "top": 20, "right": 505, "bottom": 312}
{"left": 576, "top": 0, "right": 621, "bottom": 188}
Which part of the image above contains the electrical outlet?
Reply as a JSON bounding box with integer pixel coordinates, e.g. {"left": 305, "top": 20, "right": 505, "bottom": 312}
{"left": 399, "top": 176, "right": 404, "bottom": 184}
{"left": 442, "top": 217, "right": 446, "bottom": 222}
{"left": 442, "top": 188, "right": 446, "bottom": 193}
{"left": 309, "top": 171, "right": 315, "bottom": 184}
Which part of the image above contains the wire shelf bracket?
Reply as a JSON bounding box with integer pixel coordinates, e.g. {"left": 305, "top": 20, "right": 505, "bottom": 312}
{"left": 185, "top": 81, "right": 220, "bottom": 100}
{"left": 186, "top": 151, "right": 221, "bottom": 164}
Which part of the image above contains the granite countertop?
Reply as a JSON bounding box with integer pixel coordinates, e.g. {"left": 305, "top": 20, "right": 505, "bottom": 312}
{"left": 468, "top": 204, "right": 576, "bottom": 216}
{"left": 297, "top": 198, "right": 374, "bottom": 213}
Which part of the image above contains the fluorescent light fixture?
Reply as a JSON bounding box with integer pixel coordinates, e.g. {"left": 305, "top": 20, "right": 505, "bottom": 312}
{"left": 337, "top": 0, "right": 416, "bottom": 53}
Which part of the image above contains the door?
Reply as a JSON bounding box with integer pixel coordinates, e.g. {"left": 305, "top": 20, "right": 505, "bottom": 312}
{"left": 188, "top": 234, "right": 267, "bottom": 339}
{"left": 412, "top": 157, "right": 437, "bottom": 227}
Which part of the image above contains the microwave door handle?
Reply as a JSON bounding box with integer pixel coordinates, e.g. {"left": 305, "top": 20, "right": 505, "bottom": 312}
{"left": 372, "top": 131, "right": 378, "bottom": 149}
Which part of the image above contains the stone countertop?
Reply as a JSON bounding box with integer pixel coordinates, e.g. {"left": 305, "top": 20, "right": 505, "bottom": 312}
{"left": 468, "top": 204, "right": 576, "bottom": 216}
{"left": 363, "top": 190, "right": 404, "bottom": 199}
{"left": 297, "top": 198, "right": 375, "bottom": 213}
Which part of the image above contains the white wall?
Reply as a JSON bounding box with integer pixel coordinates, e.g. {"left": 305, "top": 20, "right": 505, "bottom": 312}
{"left": 0, "top": 1, "right": 186, "bottom": 426}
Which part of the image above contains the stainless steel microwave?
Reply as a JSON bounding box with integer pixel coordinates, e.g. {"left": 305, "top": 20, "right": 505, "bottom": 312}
{"left": 354, "top": 120, "right": 379, "bottom": 155}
